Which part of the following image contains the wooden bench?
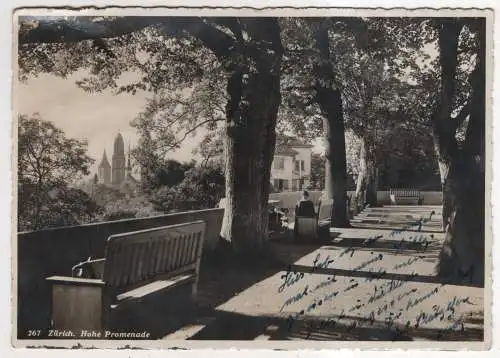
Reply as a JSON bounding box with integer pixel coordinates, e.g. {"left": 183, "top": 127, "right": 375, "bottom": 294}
{"left": 389, "top": 188, "right": 422, "bottom": 205}
{"left": 46, "top": 221, "right": 205, "bottom": 332}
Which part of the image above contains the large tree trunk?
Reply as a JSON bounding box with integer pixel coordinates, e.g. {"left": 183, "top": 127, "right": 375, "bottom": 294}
{"left": 355, "top": 135, "right": 378, "bottom": 210}
{"left": 220, "top": 20, "right": 282, "bottom": 254}
{"left": 431, "top": 19, "right": 461, "bottom": 229}
{"left": 433, "top": 18, "right": 485, "bottom": 286}
{"left": 315, "top": 26, "right": 349, "bottom": 228}
{"left": 437, "top": 156, "right": 484, "bottom": 286}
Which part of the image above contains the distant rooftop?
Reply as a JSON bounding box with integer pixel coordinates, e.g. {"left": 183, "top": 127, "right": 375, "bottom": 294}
{"left": 274, "top": 147, "right": 299, "bottom": 156}
{"left": 276, "top": 135, "right": 314, "bottom": 149}
{"left": 274, "top": 135, "right": 313, "bottom": 156}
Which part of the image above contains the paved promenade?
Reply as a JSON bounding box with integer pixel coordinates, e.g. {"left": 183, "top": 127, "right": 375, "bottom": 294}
{"left": 160, "top": 205, "right": 484, "bottom": 341}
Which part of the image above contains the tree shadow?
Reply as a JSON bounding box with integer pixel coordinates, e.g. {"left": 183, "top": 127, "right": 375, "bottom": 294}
{"left": 185, "top": 310, "right": 483, "bottom": 341}
{"left": 116, "top": 238, "right": 323, "bottom": 339}
{"left": 285, "top": 264, "right": 481, "bottom": 288}
{"left": 348, "top": 224, "right": 444, "bottom": 233}
{"left": 320, "top": 237, "right": 439, "bottom": 251}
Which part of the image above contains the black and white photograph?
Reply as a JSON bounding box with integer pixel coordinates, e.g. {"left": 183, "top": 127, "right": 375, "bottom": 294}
{"left": 12, "top": 7, "right": 492, "bottom": 348}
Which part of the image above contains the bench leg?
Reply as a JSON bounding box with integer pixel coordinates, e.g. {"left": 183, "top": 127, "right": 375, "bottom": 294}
{"left": 389, "top": 194, "right": 396, "bottom": 205}
{"left": 191, "top": 282, "right": 198, "bottom": 302}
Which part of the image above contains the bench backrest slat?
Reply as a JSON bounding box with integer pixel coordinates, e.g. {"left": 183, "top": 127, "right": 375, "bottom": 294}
{"left": 390, "top": 188, "right": 421, "bottom": 197}
{"left": 103, "top": 221, "right": 205, "bottom": 288}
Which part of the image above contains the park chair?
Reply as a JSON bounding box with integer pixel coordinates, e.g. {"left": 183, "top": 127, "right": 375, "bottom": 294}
{"left": 294, "top": 216, "right": 318, "bottom": 242}
{"left": 293, "top": 198, "right": 319, "bottom": 242}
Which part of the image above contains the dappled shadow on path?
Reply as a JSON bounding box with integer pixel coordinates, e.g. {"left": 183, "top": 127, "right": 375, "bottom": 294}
{"left": 285, "top": 265, "right": 481, "bottom": 288}
{"left": 349, "top": 225, "right": 443, "bottom": 234}
{"left": 128, "top": 238, "right": 323, "bottom": 339}
{"left": 185, "top": 310, "right": 483, "bottom": 341}
{"left": 321, "top": 236, "right": 440, "bottom": 251}
{"left": 349, "top": 205, "right": 443, "bottom": 233}
{"left": 150, "top": 205, "right": 483, "bottom": 340}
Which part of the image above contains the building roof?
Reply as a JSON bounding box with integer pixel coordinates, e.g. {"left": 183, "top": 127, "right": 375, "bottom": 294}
{"left": 274, "top": 147, "right": 299, "bottom": 156}
{"left": 276, "top": 134, "right": 314, "bottom": 149}
{"left": 274, "top": 135, "right": 313, "bottom": 157}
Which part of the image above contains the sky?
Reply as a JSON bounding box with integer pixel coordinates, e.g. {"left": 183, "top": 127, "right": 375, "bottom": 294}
{"left": 16, "top": 70, "right": 326, "bottom": 182}
{"left": 16, "top": 72, "right": 203, "bottom": 177}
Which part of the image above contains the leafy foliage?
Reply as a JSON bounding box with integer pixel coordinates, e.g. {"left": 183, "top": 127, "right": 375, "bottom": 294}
{"left": 149, "top": 162, "right": 225, "bottom": 213}
{"left": 192, "top": 127, "right": 225, "bottom": 168}
{"left": 18, "top": 114, "right": 98, "bottom": 230}
{"left": 345, "top": 130, "right": 362, "bottom": 180}
{"left": 309, "top": 153, "right": 325, "bottom": 190}
{"left": 278, "top": 17, "right": 443, "bottom": 195}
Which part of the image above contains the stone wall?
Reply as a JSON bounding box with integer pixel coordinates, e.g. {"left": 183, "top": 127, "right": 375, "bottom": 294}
{"left": 16, "top": 208, "right": 223, "bottom": 338}
{"left": 375, "top": 191, "right": 443, "bottom": 205}
{"left": 270, "top": 190, "right": 443, "bottom": 210}
{"left": 269, "top": 190, "right": 323, "bottom": 209}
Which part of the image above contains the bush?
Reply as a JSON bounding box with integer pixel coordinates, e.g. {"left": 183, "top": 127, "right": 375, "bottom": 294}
{"left": 18, "top": 185, "right": 101, "bottom": 231}
{"left": 149, "top": 163, "right": 225, "bottom": 212}
{"left": 103, "top": 210, "right": 137, "bottom": 221}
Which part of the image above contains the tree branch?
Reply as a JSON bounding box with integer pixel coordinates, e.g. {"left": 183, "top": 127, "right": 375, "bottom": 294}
{"left": 161, "top": 18, "right": 236, "bottom": 59}
{"left": 210, "top": 18, "right": 244, "bottom": 43}
{"left": 452, "top": 101, "right": 471, "bottom": 129}
{"left": 304, "top": 93, "right": 319, "bottom": 107}
{"left": 19, "top": 16, "right": 164, "bottom": 44}
{"left": 283, "top": 85, "right": 316, "bottom": 92}
{"left": 19, "top": 16, "right": 237, "bottom": 60}
{"left": 156, "top": 118, "right": 225, "bottom": 152}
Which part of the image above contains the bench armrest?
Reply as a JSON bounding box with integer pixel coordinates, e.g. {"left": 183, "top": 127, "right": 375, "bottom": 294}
{"left": 72, "top": 258, "right": 106, "bottom": 279}
{"left": 46, "top": 276, "right": 105, "bottom": 287}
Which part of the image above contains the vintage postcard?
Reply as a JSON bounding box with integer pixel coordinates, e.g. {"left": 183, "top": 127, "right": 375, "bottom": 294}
{"left": 12, "top": 6, "right": 493, "bottom": 350}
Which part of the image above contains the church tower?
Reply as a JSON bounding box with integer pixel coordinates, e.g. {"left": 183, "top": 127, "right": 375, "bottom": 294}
{"left": 98, "top": 150, "right": 111, "bottom": 185}
{"left": 112, "top": 132, "right": 126, "bottom": 185}
{"left": 126, "top": 141, "right": 132, "bottom": 177}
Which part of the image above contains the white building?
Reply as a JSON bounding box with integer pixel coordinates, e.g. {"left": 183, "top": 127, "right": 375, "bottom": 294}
{"left": 271, "top": 136, "right": 313, "bottom": 192}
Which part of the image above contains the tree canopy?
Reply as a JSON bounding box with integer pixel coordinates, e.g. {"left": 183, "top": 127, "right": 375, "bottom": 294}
{"left": 17, "top": 15, "right": 486, "bottom": 265}
{"left": 18, "top": 114, "right": 98, "bottom": 230}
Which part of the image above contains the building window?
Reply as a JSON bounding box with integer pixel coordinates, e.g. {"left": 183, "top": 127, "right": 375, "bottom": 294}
{"left": 295, "top": 160, "right": 305, "bottom": 172}
{"left": 273, "top": 179, "right": 289, "bottom": 192}
{"left": 282, "top": 179, "right": 289, "bottom": 191}
{"left": 274, "top": 157, "right": 285, "bottom": 170}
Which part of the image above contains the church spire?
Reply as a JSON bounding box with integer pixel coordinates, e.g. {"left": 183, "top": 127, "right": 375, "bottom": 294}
{"left": 98, "top": 150, "right": 110, "bottom": 169}
{"left": 98, "top": 149, "right": 111, "bottom": 185}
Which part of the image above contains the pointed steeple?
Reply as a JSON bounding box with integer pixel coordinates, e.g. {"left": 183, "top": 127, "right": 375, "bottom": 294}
{"left": 98, "top": 150, "right": 111, "bottom": 169}
{"left": 98, "top": 150, "right": 111, "bottom": 185}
